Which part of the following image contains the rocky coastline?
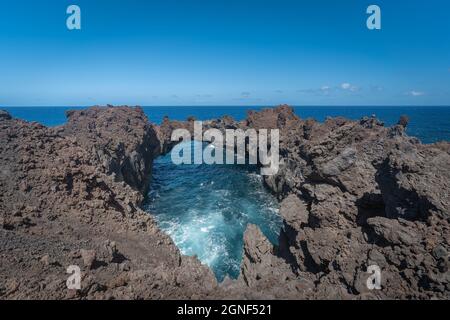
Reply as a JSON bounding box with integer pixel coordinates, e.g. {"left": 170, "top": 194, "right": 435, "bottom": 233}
{"left": 0, "top": 105, "right": 448, "bottom": 299}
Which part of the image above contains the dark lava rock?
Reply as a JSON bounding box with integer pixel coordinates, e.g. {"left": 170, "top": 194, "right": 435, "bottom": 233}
{"left": 0, "top": 110, "right": 12, "bottom": 120}
{"left": 0, "top": 105, "right": 218, "bottom": 299}
{"left": 1, "top": 104, "right": 449, "bottom": 300}
{"left": 236, "top": 105, "right": 450, "bottom": 299}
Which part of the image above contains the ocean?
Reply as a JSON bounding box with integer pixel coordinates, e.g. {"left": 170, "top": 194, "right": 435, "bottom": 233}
{"left": 144, "top": 141, "right": 281, "bottom": 281}
{"left": 2, "top": 106, "right": 450, "bottom": 144}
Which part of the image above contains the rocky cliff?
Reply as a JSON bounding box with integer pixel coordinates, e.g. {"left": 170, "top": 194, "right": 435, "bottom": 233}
{"left": 0, "top": 105, "right": 448, "bottom": 299}
{"left": 236, "top": 106, "right": 450, "bottom": 299}
{"left": 0, "top": 106, "right": 218, "bottom": 299}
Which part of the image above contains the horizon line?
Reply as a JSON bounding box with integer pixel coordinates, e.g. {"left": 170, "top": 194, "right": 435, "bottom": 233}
{"left": 3, "top": 105, "right": 450, "bottom": 108}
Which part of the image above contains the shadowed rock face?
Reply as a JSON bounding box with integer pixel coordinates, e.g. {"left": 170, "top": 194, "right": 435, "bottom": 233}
{"left": 235, "top": 106, "right": 450, "bottom": 299}
{"left": 0, "top": 105, "right": 449, "bottom": 300}
{"left": 59, "top": 106, "right": 161, "bottom": 195}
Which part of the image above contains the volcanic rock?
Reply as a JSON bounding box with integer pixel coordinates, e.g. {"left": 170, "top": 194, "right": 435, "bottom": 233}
{"left": 1, "top": 104, "right": 449, "bottom": 300}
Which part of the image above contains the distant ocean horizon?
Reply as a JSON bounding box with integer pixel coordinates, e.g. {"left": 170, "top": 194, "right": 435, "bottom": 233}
{"left": 3, "top": 106, "right": 450, "bottom": 144}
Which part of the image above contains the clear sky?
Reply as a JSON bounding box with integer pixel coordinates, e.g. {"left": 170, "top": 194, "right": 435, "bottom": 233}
{"left": 0, "top": 0, "right": 449, "bottom": 106}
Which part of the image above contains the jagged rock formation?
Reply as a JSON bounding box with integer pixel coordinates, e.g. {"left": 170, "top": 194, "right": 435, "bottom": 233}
{"left": 0, "top": 107, "right": 218, "bottom": 299}
{"left": 59, "top": 107, "right": 161, "bottom": 194}
{"left": 0, "top": 105, "right": 449, "bottom": 300}
{"left": 236, "top": 106, "right": 450, "bottom": 299}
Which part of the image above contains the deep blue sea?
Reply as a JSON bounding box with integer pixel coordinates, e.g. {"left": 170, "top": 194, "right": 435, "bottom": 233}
{"left": 3, "top": 106, "right": 450, "bottom": 143}
{"left": 144, "top": 141, "right": 281, "bottom": 281}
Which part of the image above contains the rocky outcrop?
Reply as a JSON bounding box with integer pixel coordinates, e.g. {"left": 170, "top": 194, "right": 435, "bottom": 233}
{"left": 0, "top": 107, "right": 218, "bottom": 299}
{"left": 236, "top": 224, "right": 315, "bottom": 299}
{"left": 1, "top": 105, "right": 449, "bottom": 300}
{"left": 156, "top": 104, "right": 449, "bottom": 299}
{"left": 58, "top": 106, "right": 161, "bottom": 195}
{"left": 234, "top": 106, "right": 450, "bottom": 299}
{"left": 0, "top": 110, "right": 11, "bottom": 121}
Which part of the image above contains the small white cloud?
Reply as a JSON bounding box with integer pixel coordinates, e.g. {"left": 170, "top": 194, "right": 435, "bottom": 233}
{"left": 241, "top": 91, "right": 251, "bottom": 98}
{"left": 408, "top": 91, "right": 425, "bottom": 96}
{"left": 341, "top": 83, "right": 359, "bottom": 92}
{"left": 341, "top": 83, "right": 351, "bottom": 90}
{"left": 299, "top": 83, "right": 359, "bottom": 96}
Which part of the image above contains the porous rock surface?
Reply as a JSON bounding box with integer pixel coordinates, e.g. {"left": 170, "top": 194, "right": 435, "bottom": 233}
{"left": 237, "top": 106, "right": 450, "bottom": 299}
{"left": 1, "top": 105, "right": 449, "bottom": 299}
{"left": 0, "top": 107, "right": 218, "bottom": 299}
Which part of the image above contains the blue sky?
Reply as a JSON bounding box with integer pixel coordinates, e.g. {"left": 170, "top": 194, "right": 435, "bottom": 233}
{"left": 0, "top": 0, "right": 449, "bottom": 106}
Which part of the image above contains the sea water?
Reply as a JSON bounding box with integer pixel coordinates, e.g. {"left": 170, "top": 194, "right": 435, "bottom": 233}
{"left": 144, "top": 141, "right": 281, "bottom": 281}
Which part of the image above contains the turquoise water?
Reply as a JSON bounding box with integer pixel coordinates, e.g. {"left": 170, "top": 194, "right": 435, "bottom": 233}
{"left": 3, "top": 106, "right": 450, "bottom": 143}
{"left": 144, "top": 141, "right": 281, "bottom": 281}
